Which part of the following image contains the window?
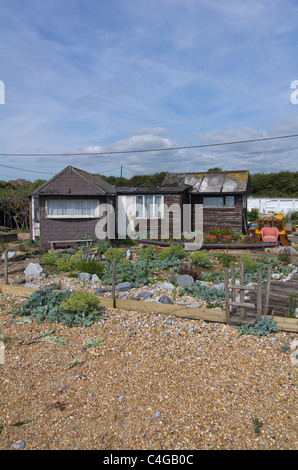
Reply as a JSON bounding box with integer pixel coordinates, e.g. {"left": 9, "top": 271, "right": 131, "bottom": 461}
{"left": 136, "top": 195, "right": 163, "bottom": 218}
{"left": 203, "top": 196, "right": 235, "bottom": 207}
{"left": 46, "top": 199, "right": 99, "bottom": 218}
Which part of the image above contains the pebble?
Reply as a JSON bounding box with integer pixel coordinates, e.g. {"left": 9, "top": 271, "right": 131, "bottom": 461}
{"left": 11, "top": 440, "right": 25, "bottom": 450}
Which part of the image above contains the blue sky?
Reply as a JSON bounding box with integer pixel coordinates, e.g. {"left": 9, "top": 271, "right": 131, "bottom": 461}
{"left": 0, "top": 0, "right": 298, "bottom": 181}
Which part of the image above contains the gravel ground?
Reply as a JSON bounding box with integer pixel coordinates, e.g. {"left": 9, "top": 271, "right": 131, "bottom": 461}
{"left": 0, "top": 250, "right": 297, "bottom": 451}
{"left": 0, "top": 283, "right": 297, "bottom": 451}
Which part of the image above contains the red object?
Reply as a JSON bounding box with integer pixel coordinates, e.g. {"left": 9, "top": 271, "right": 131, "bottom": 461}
{"left": 261, "top": 227, "right": 279, "bottom": 246}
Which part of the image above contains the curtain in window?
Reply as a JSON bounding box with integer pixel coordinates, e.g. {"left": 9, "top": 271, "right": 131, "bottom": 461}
{"left": 47, "top": 199, "right": 98, "bottom": 217}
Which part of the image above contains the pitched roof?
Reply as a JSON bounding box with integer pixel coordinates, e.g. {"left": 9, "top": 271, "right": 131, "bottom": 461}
{"left": 162, "top": 170, "right": 251, "bottom": 194}
{"left": 32, "top": 166, "right": 116, "bottom": 195}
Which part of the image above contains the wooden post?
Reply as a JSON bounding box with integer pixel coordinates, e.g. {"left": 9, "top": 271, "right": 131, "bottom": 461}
{"left": 224, "top": 267, "right": 230, "bottom": 323}
{"left": 4, "top": 250, "right": 8, "bottom": 285}
{"left": 231, "top": 262, "right": 236, "bottom": 316}
{"left": 239, "top": 259, "right": 245, "bottom": 321}
{"left": 256, "top": 270, "right": 262, "bottom": 319}
{"left": 264, "top": 264, "right": 272, "bottom": 315}
{"left": 112, "top": 259, "right": 117, "bottom": 308}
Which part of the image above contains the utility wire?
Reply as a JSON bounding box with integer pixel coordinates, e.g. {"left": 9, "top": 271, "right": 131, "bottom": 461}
{"left": 0, "top": 163, "right": 54, "bottom": 175}
{"left": 1, "top": 133, "right": 298, "bottom": 157}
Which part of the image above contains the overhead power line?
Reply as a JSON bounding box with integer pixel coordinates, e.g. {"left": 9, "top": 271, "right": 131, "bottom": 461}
{"left": 0, "top": 163, "right": 54, "bottom": 175}
{"left": 1, "top": 133, "right": 298, "bottom": 157}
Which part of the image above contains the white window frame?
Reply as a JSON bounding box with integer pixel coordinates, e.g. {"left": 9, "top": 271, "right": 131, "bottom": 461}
{"left": 135, "top": 195, "right": 164, "bottom": 219}
{"left": 46, "top": 198, "right": 100, "bottom": 219}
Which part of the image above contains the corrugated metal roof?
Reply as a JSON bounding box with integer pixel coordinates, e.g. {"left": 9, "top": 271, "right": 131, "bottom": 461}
{"left": 162, "top": 170, "right": 250, "bottom": 194}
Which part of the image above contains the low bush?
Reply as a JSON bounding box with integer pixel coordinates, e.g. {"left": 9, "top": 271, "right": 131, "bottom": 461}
{"left": 238, "top": 316, "right": 278, "bottom": 337}
{"left": 103, "top": 248, "right": 124, "bottom": 261}
{"left": 18, "top": 287, "right": 104, "bottom": 327}
{"left": 158, "top": 245, "right": 186, "bottom": 260}
{"left": 60, "top": 291, "right": 104, "bottom": 326}
{"left": 189, "top": 250, "right": 213, "bottom": 268}
{"left": 179, "top": 281, "right": 226, "bottom": 303}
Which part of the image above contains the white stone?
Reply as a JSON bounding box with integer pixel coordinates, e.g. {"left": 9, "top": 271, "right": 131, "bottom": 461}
{"left": 24, "top": 262, "right": 45, "bottom": 279}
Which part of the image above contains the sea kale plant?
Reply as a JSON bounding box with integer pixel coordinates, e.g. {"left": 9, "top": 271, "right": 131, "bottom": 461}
{"left": 18, "top": 287, "right": 104, "bottom": 327}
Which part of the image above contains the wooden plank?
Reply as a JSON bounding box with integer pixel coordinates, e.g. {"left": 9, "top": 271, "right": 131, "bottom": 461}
{"left": 0, "top": 283, "right": 39, "bottom": 297}
{"left": 229, "top": 301, "right": 256, "bottom": 309}
{"left": 271, "top": 316, "right": 298, "bottom": 333}
{"left": 99, "top": 297, "right": 227, "bottom": 323}
{"left": 229, "top": 284, "right": 255, "bottom": 291}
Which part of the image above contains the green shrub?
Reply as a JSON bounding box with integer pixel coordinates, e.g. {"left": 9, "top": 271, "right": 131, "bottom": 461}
{"left": 238, "top": 316, "right": 278, "bottom": 337}
{"left": 158, "top": 245, "right": 186, "bottom": 260}
{"left": 18, "top": 287, "right": 104, "bottom": 327}
{"left": 179, "top": 281, "right": 226, "bottom": 303}
{"left": 103, "top": 248, "right": 124, "bottom": 261}
{"left": 56, "top": 257, "right": 72, "bottom": 272}
{"left": 189, "top": 250, "right": 213, "bottom": 268}
{"left": 73, "top": 259, "right": 104, "bottom": 277}
{"left": 213, "top": 250, "right": 234, "bottom": 267}
{"left": 60, "top": 291, "right": 104, "bottom": 326}
{"left": 41, "top": 250, "right": 60, "bottom": 266}
{"left": 242, "top": 254, "right": 259, "bottom": 272}
{"left": 139, "top": 246, "right": 158, "bottom": 260}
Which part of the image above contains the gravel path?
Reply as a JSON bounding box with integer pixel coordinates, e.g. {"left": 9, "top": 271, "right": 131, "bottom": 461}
{"left": 0, "top": 287, "right": 297, "bottom": 450}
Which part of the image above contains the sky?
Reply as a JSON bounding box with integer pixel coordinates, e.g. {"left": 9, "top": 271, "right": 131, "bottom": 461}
{"left": 0, "top": 0, "right": 298, "bottom": 182}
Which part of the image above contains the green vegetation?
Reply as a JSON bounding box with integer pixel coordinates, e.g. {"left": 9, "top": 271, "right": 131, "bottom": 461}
{"left": 103, "top": 248, "right": 125, "bottom": 261}
{"left": 287, "top": 293, "right": 297, "bottom": 318}
{"left": 41, "top": 250, "right": 104, "bottom": 277}
{"left": 238, "top": 316, "right": 278, "bottom": 337}
{"left": 189, "top": 250, "right": 213, "bottom": 268}
{"left": 250, "top": 171, "right": 298, "bottom": 197}
{"left": 179, "top": 281, "right": 226, "bottom": 303}
{"left": 18, "top": 287, "right": 104, "bottom": 327}
{"left": 158, "top": 244, "right": 186, "bottom": 260}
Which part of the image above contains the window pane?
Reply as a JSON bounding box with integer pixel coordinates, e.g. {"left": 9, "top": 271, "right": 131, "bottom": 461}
{"left": 225, "top": 196, "right": 235, "bottom": 207}
{"left": 47, "top": 199, "right": 98, "bottom": 217}
{"left": 145, "top": 195, "right": 154, "bottom": 218}
{"left": 155, "top": 195, "right": 163, "bottom": 217}
{"left": 136, "top": 196, "right": 144, "bottom": 217}
{"left": 203, "top": 197, "right": 224, "bottom": 206}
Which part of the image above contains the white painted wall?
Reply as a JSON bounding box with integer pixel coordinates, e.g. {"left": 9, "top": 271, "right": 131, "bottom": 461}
{"left": 248, "top": 198, "right": 298, "bottom": 214}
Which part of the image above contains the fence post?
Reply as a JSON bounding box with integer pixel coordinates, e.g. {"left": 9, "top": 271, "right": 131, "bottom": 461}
{"left": 256, "top": 270, "right": 262, "bottom": 319}
{"left": 4, "top": 250, "right": 8, "bottom": 285}
{"left": 231, "top": 262, "right": 236, "bottom": 316}
{"left": 224, "top": 267, "right": 230, "bottom": 323}
{"left": 112, "top": 259, "right": 117, "bottom": 308}
{"left": 264, "top": 264, "right": 272, "bottom": 315}
{"left": 239, "top": 259, "right": 245, "bottom": 321}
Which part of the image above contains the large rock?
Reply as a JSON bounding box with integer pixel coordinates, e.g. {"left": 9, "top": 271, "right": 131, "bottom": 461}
{"left": 176, "top": 274, "right": 194, "bottom": 288}
{"left": 116, "top": 282, "right": 132, "bottom": 291}
{"left": 78, "top": 272, "right": 92, "bottom": 281}
{"left": 159, "top": 295, "right": 174, "bottom": 304}
{"left": 24, "top": 263, "right": 45, "bottom": 279}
